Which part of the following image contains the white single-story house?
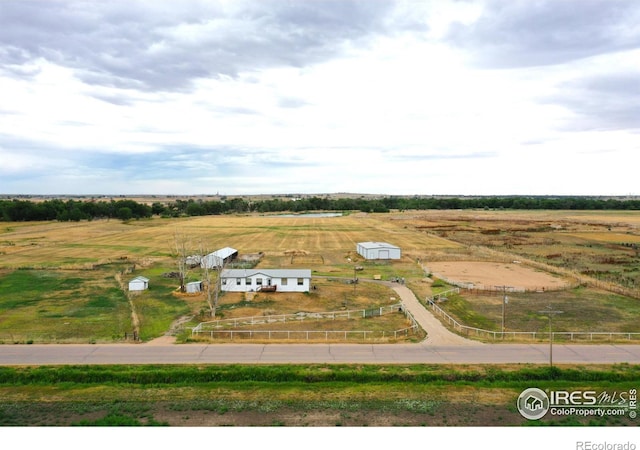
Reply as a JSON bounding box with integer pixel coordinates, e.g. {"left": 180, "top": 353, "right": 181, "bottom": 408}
{"left": 201, "top": 247, "right": 238, "bottom": 269}
{"left": 186, "top": 281, "right": 203, "bottom": 293}
{"left": 356, "top": 242, "right": 401, "bottom": 260}
{"left": 128, "top": 276, "right": 149, "bottom": 291}
{"left": 220, "top": 269, "right": 312, "bottom": 293}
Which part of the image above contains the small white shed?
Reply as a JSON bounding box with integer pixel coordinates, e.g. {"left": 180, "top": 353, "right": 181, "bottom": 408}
{"left": 128, "top": 276, "right": 149, "bottom": 291}
{"left": 186, "top": 281, "right": 203, "bottom": 293}
{"left": 356, "top": 242, "right": 401, "bottom": 260}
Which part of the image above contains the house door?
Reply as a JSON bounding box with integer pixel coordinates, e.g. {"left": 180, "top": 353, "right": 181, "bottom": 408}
{"left": 267, "top": 278, "right": 272, "bottom": 286}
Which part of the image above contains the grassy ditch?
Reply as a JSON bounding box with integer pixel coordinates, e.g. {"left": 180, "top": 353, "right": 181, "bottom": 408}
{"left": 0, "top": 364, "right": 638, "bottom": 426}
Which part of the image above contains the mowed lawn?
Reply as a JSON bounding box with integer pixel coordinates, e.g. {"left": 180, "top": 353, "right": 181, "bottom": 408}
{"left": 0, "top": 268, "right": 131, "bottom": 343}
{"left": 0, "top": 214, "right": 455, "bottom": 342}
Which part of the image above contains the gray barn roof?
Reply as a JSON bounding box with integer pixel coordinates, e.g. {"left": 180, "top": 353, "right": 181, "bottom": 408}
{"left": 222, "top": 269, "right": 311, "bottom": 279}
{"left": 358, "top": 241, "right": 400, "bottom": 250}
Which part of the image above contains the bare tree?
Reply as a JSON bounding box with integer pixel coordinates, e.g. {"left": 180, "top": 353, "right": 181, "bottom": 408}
{"left": 172, "top": 230, "right": 190, "bottom": 293}
{"left": 200, "top": 242, "right": 225, "bottom": 318}
{"left": 211, "top": 258, "right": 225, "bottom": 318}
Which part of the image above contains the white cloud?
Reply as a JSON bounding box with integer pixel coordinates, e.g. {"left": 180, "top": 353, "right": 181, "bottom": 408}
{"left": 0, "top": 0, "right": 638, "bottom": 196}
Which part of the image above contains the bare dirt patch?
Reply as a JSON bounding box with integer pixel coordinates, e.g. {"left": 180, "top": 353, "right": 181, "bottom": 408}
{"left": 427, "top": 261, "right": 570, "bottom": 291}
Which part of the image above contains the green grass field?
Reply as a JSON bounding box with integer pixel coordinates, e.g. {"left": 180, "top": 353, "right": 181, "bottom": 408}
{"left": 0, "top": 364, "right": 637, "bottom": 426}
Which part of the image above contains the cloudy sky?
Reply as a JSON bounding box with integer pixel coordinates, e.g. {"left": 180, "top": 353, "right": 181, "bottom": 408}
{"left": 1, "top": 0, "right": 638, "bottom": 196}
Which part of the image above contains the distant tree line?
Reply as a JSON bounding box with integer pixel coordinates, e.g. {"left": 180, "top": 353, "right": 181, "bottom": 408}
{"left": 0, "top": 199, "right": 152, "bottom": 222}
{"left": 1, "top": 196, "right": 639, "bottom": 222}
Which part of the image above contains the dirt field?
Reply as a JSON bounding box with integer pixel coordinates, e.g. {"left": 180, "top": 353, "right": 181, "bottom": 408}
{"left": 426, "top": 261, "right": 572, "bottom": 291}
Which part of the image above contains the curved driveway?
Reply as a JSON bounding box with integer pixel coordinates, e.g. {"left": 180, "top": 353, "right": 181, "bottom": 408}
{"left": 2, "top": 284, "right": 640, "bottom": 365}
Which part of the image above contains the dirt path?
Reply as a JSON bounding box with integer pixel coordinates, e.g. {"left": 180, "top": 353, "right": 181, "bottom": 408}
{"left": 426, "top": 260, "right": 570, "bottom": 291}
{"left": 389, "top": 284, "right": 481, "bottom": 346}
{"left": 146, "top": 315, "right": 193, "bottom": 345}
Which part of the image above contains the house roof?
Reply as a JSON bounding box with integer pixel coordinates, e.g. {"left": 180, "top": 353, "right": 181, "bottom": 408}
{"left": 222, "top": 269, "right": 312, "bottom": 279}
{"left": 358, "top": 241, "right": 400, "bottom": 250}
{"left": 130, "top": 276, "right": 149, "bottom": 283}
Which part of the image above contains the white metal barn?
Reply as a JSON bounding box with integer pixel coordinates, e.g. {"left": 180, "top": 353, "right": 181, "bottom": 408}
{"left": 201, "top": 247, "right": 238, "bottom": 269}
{"left": 128, "top": 276, "right": 149, "bottom": 291}
{"left": 220, "top": 269, "right": 312, "bottom": 293}
{"left": 356, "top": 242, "right": 401, "bottom": 260}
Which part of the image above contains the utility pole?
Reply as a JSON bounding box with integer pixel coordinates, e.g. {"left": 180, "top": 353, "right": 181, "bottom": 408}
{"left": 353, "top": 266, "right": 363, "bottom": 296}
{"left": 496, "top": 285, "right": 512, "bottom": 338}
{"left": 538, "top": 305, "right": 564, "bottom": 367}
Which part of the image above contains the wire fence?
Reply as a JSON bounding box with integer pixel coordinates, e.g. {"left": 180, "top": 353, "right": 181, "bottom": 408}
{"left": 426, "top": 294, "right": 640, "bottom": 342}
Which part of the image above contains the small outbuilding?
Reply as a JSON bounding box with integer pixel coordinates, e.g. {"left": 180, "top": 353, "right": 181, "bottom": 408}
{"left": 201, "top": 247, "right": 238, "bottom": 269}
{"left": 185, "top": 255, "right": 202, "bottom": 268}
{"left": 186, "top": 281, "right": 203, "bottom": 293}
{"left": 356, "top": 242, "right": 401, "bottom": 260}
{"left": 220, "top": 269, "right": 312, "bottom": 293}
{"left": 128, "top": 276, "right": 149, "bottom": 291}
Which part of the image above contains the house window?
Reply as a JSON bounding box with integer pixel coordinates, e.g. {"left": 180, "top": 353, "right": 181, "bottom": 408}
{"left": 221, "top": 278, "right": 227, "bottom": 285}
{"left": 297, "top": 278, "right": 304, "bottom": 286}
{"left": 236, "top": 278, "right": 241, "bottom": 286}
{"left": 246, "top": 278, "right": 252, "bottom": 285}
{"left": 256, "top": 278, "right": 263, "bottom": 285}
{"left": 281, "top": 278, "right": 288, "bottom": 286}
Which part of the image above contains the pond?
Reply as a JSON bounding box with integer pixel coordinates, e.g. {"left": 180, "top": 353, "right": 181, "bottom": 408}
{"left": 267, "top": 212, "right": 343, "bottom": 218}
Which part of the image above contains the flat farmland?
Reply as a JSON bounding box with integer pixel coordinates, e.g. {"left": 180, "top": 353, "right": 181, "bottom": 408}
{"left": 1, "top": 214, "right": 457, "bottom": 268}
{"left": 396, "top": 209, "right": 640, "bottom": 340}
{"left": 2, "top": 209, "right": 640, "bottom": 343}
{"left": 0, "top": 213, "right": 454, "bottom": 343}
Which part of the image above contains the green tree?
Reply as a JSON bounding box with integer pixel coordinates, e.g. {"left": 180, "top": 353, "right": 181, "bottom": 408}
{"left": 116, "top": 207, "right": 132, "bottom": 221}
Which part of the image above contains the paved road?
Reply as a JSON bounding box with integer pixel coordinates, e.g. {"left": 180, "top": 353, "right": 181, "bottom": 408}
{"left": 1, "top": 342, "right": 640, "bottom": 365}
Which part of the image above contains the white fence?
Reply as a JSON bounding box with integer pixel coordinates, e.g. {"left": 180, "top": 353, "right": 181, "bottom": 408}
{"left": 192, "top": 328, "right": 417, "bottom": 341}
{"left": 191, "top": 303, "right": 420, "bottom": 341}
{"left": 426, "top": 292, "right": 640, "bottom": 342}
{"left": 193, "top": 304, "right": 404, "bottom": 331}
